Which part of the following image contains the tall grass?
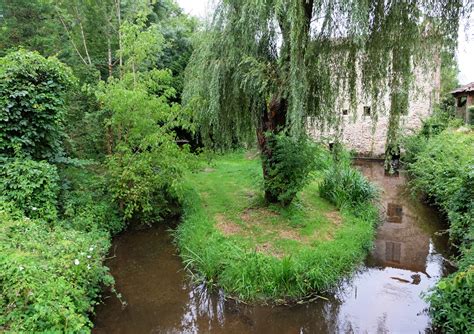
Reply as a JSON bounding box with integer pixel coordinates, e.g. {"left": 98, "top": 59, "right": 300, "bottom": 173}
{"left": 319, "top": 147, "right": 378, "bottom": 214}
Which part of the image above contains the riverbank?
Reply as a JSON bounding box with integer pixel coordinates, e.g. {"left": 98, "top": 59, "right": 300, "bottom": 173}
{"left": 175, "top": 152, "right": 379, "bottom": 302}
{"left": 404, "top": 126, "right": 474, "bottom": 332}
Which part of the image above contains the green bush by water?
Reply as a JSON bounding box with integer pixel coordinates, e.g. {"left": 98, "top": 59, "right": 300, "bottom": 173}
{"left": 0, "top": 210, "right": 113, "bottom": 332}
{"left": 0, "top": 162, "right": 124, "bottom": 332}
{"left": 0, "top": 157, "right": 60, "bottom": 221}
{"left": 405, "top": 127, "right": 473, "bottom": 332}
{"left": 263, "top": 134, "right": 319, "bottom": 205}
{"left": 319, "top": 148, "right": 378, "bottom": 212}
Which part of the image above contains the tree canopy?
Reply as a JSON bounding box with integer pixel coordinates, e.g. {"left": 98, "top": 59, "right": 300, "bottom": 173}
{"left": 184, "top": 0, "right": 471, "bottom": 175}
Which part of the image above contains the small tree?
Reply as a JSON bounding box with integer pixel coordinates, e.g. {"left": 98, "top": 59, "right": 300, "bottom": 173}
{"left": 185, "top": 1, "right": 469, "bottom": 202}
{"left": 98, "top": 11, "right": 192, "bottom": 222}
{"left": 0, "top": 50, "right": 74, "bottom": 160}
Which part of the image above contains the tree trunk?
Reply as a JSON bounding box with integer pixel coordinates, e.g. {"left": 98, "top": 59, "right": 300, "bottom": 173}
{"left": 115, "top": 0, "right": 123, "bottom": 78}
{"left": 107, "top": 36, "right": 113, "bottom": 78}
{"left": 256, "top": 94, "right": 288, "bottom": 203}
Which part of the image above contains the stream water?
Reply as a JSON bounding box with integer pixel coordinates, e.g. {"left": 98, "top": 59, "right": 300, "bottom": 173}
{"left": 93, "top": 161, "right": 453, "bottom": 333}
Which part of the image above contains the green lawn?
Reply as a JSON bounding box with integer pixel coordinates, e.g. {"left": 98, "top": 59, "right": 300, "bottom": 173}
{"left": 175, "top": 151, "right": 377, "bottom": 302}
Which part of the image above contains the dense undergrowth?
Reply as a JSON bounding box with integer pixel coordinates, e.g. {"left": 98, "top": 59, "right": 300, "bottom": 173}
{"left": 403, "top": 119, "right": 473, "bottom": 333}
{"left": 175, "top": 150, "right": 379, "bottom": 302}
{"left": 1, "top": 33, "right": 191, "bottom": 331}
{"left": 0, "top": 164, "right": 122, "bottom": 332}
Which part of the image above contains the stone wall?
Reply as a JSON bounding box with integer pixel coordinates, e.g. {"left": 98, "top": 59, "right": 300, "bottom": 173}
{"left": 309, "top": 61, "right": 441, "bottom": 157}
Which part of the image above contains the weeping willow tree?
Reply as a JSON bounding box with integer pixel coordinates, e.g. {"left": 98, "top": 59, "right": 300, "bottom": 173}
{"left": 184, "top": 0, "right": 469, "bottom": 203}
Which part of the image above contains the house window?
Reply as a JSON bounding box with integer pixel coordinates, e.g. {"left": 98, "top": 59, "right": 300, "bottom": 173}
{"left": 342, "top": 109, "right": 348, "bottom": 116}
{"left": 363, "top": 106, "right": 371, "bottom": 116}
{"left": 457, "top": 96, "right": 467, "bottom": 108}
{"left": 387, "top": 203, "right": 403, "bottom": 224}
{"left": 385, "top": 241, "right": 401, "bottom": 263}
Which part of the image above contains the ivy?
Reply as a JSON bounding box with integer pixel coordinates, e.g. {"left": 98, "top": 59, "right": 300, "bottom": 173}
{"left": 0, "top": 50, "right": 75, "bottom": 160}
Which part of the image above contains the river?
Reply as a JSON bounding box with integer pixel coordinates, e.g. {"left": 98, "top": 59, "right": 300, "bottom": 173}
{"left": 93, "top": 160, "right": 453, "bottom": 333}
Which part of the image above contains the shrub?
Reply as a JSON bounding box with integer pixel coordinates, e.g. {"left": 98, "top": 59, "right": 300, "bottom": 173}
{"left": 0, "top": 157, "right": 59, "bottom": 221}
{"left": 107, "top": 137, "right": 190, "bottom": 222}
{"left": 427, "top": 264, "right": 474, "bottom": 333}
{"left": 263, "top": 134, "right": 319, "bottom": 205}
{"left": 0, "top": 50, "right": 74, "bottom": 160}
{"left": 59, "top": 165, "right": 123, "bottom": 234}
{"left": 319, "top": 147, "right": 378, "bottom": 211}
{"left": 401, "top": 106, "right": 462, "bottom": 165}
{"left": 408, "top": 129, "right": 473, "bottom": 245}
{"left": 98, "top": 73, "right": 192, "bottom": 222}
{"left": 406, "top": 128, "right": 473, "bottom": 332}
{"left": 0, "top": 210, "right": 113, "bottom": 332}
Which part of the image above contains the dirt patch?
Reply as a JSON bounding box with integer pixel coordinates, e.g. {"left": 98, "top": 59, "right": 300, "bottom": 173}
{"left": 203, "top": 167, "right": 216, "bottom": 173}
{"left": 279, "top": 229, "right": 303, "bottom": 242}
{"left": 255, "top": 242, "right": 285, "bottom": 259}
{"left": 215, "top": 214, "right": 242, "bottom": 236}
{"left": 325, "top": 211, "right": 343, "bottom": 226}
{"left": 241, "top": 207, "right": 279, "bottom": 224}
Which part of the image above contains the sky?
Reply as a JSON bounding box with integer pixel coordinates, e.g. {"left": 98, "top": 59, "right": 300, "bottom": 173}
{"left": 177, "top": 0, "right": 474, "bottom": 85}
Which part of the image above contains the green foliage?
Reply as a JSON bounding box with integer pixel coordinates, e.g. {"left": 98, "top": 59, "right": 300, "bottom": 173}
{"left": 0, "top": 50, "right": 75, "bottom": 160}
{"left": 0, "top": 157, "right": 59, "bottom": 221}
{"left": 184, "top": 0, "right": 465, "bottom": 147}
{"left": 0, "top": 0, "right": 62, "bottom": 57}
{"left": 408, "top": 130, "right": 473, "bottom": 229}
{"left": 175, "top": 152, "right": 378, "bottom": 302}
{"left": 63, "top": 85, "right": 109, "bottom": 160}
{"left": 319, "top": 148, "right": 378, "bottom": 211}
{"left": 98, "top": 72, "right": 192, "bottom": 222}
{"left": 0, "top": 210, "right": 113, "bottom": 332}
{"left": 263, "top": 134, "right": 318, "bottom": 205}
{"left": 59, "top": 165, "right": 124, "bottom": 234}
{"left": 402, "top": 108, "right": 462, "bottom": 165}
{"left": 119, "top": 14, "right": 165, "bottom": 76}
{"left": 405, "top": 128, "right": 473, "bottom": 332}
{"left": 427, "top": 265, "right": 474, "bottom": 333}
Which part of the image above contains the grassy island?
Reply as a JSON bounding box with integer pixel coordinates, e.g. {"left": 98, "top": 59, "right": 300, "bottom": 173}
{"left": 176, "top": 152, "right": 378, "bottom": 302}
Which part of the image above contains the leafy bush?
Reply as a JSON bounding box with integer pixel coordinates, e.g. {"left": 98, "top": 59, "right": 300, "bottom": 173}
{"left": 0, "top": 157, "right": 59, "bottom": 221}
{"left": 263, "top": 134, "right": 318, "bottom": 205}
{"left": 0, "top": 210, "right": 113, "bottom": 332}
{"left": 0, "top": 50, "right": 74, "bottom": 160}
{"left": 406, "top": 128, "right": 473, "bottom": 332}
{"left": 402, "top": 106, "right": 462, "bottom": 165}
{"left": 319, "top": 147, "right": 378, "bottom": 211}
{"left": 98, "top": 73, "right": 192, "bottom": 222}
{"left": 427, "top": 264, "right": 474, "bottom": 333}
{"left": 408, "top": 129, "right": 473, "bottom": 244}
{"left": 107, "top": 137, "right": 190, "bottom": 222}
{"left": 59, "top": 165, "right": 123, "bottom": 234}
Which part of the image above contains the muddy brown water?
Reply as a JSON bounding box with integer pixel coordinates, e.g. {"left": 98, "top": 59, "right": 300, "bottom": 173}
{"left": 93, "top": 161, "right": 453, "bottom": 333}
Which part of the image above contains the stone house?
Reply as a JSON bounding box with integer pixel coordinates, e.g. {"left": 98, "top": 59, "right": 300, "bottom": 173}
{"left": 451, "top": 82, "right": 474, "bottom": 125}
{"left": 309, "top": 63, "right": 441, "bottom": 157}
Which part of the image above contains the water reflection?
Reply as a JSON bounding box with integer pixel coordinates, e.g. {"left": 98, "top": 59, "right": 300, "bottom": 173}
{"left": 93, "top": 161, "right": 452, "bottom": 334}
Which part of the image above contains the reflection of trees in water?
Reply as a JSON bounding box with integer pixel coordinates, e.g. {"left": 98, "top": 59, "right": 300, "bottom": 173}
{"left": 179, "top": 284, "right": 226, "bottom": 332}
{"left": 179, "top": 282, "right": 343, "bottom": 333}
